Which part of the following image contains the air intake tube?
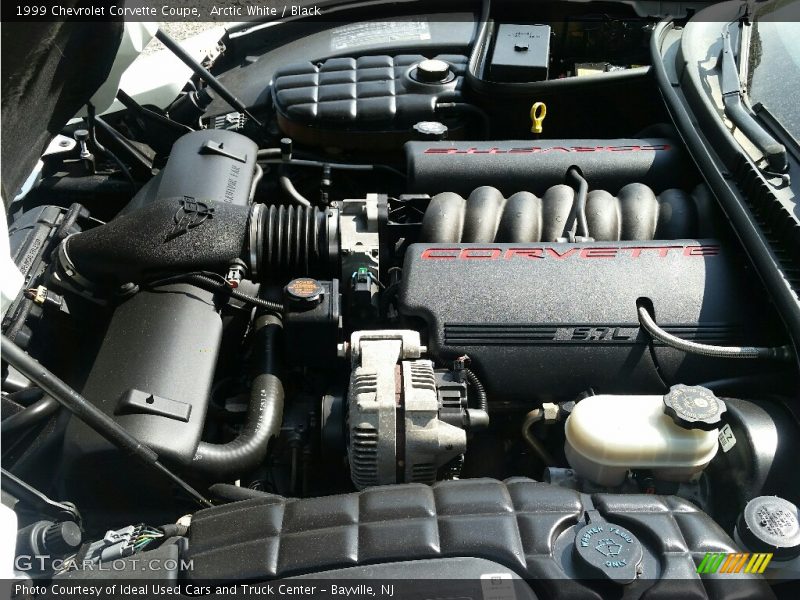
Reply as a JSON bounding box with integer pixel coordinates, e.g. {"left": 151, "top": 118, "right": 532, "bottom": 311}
{"left": 57, "top": 197, "right": 338, "bottom": 288}
{"left": 191, "top": 313, "right": 285, "bottom": 479}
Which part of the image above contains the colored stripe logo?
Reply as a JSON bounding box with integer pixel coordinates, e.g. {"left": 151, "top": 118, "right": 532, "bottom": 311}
{"left": 697, "top": 552, "right": 773, "bottom": 574}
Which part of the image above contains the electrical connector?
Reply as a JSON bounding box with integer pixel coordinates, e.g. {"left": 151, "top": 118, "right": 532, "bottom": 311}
{"left": 24, "top": 285, "right": 69, "bottom": 314}
{"left": 82, "top": 524, "right": 148, "bottom": 564}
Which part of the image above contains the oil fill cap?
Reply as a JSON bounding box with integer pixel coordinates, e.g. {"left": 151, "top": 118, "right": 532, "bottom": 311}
{"left": 736, "top": 496, "right": 800, "bottom": 560}
{"left": 663, "top": 384, "right": 726, "bottom": 431}
{"left": 573, "top": 512, "right": 643, "bottom": 584}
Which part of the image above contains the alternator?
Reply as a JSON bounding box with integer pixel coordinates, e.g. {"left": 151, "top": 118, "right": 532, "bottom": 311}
{"left": 345, "top": 330, "right": 467, "bottom": 489}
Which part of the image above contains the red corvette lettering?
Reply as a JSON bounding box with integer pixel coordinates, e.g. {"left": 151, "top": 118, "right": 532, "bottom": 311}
{"left": 546, "top": 248, "right": 578, "bottom": 259}
{"left": 504, "top": 248, "right": 544, "bottom": 259}
{"left": 422, "top": 145, "right": 671, "bottom": 155}
{"left": 460, "top": 248, "right": 502, "bottom": 259}
{"left": 580, "top": 247, "right": 618, "bottom": 258}
{"left": 419, "top": 248, "right": 460, "bottom": 259}
{"left": 420, "top": 245, "right": 719, "bottom": 260}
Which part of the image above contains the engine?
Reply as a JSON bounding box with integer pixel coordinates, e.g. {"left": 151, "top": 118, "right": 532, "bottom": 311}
{"left": 13, "top": 126, "right": 783, "bottom": 495}
{"left": 4, "top": 30, "right": 800, "bottom": 593}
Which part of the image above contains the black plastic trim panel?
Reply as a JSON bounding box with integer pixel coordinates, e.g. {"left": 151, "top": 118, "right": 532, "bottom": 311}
{"left": 186, "top": 478, "right": 768, "bottom": 599}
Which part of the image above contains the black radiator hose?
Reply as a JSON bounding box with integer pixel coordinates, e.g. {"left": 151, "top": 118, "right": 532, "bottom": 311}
{"left": 191, "top": 313, "right": 284, "bottom": 479}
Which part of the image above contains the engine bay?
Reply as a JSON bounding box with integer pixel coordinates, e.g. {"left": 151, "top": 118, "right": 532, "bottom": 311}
{"left": 3, "top": 2, "right": 800, "bottom": 595}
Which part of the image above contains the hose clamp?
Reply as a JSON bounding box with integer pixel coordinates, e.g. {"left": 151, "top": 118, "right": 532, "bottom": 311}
{"left": 56, "top": 236, "right": 97, "bottom": 292}
{"left": 248, "top": 203, "right": 265, "bottom": 279}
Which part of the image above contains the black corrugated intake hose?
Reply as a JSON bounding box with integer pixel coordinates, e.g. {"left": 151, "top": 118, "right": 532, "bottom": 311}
{"left": 191, "top": 313, "right": 284, "bottom": 480}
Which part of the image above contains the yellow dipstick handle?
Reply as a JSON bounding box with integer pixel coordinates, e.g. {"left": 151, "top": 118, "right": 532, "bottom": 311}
{"left": 530, "top": 102, "right": 547, "bottom": 134}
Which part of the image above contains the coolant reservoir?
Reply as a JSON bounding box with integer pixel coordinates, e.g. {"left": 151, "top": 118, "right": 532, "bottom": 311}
{"left": 564, "top": 388, "right": 723, "bottom": 486}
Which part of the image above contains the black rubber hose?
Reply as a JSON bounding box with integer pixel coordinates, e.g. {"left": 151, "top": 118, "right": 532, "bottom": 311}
{"left": 279, "top": 174, "right": 312, "bottom": 207}
{"left": 567, "top": 167, "right": 589, "bottom": 239}
{"left": 1, "top": 395, "right": 60, "bottom": 435}
{"left": 463, "top": 368, "right": 488, "bottom": 412}
{"left": 256, "top": 151, "right": 406, "bottom": 179}
{"left": 191, "top": 314, "right": 284, "bottom": 479}
{"left": 5, "top": 388, "right": 45, "bottom": 407}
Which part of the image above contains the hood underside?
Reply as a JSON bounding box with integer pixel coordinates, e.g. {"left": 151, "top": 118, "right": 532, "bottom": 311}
{"left": 1, "top": 14, "right": 123, "bottom": 204}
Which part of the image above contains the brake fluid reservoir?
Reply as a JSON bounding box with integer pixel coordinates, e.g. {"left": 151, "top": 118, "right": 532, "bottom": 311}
{"left": 564, "top": 386, "right": 724, "bottom": 486}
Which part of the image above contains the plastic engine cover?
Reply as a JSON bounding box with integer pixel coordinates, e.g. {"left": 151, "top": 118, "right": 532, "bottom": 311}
{"left": 398, "top": 241, "right": 780, "bottom": 402}
{"left": 185, "top": 478, "right": 769, "bottom": 598}
{"left": 273, "top": 54, "right": 467, "bottom": 149}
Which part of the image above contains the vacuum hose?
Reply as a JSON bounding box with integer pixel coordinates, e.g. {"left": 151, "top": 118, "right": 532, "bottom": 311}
{"left": 191, "top": 313, "right": 285, "bottom": 479}
{"left": 566, "top": 167, "right": 589, "bottom": 239}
